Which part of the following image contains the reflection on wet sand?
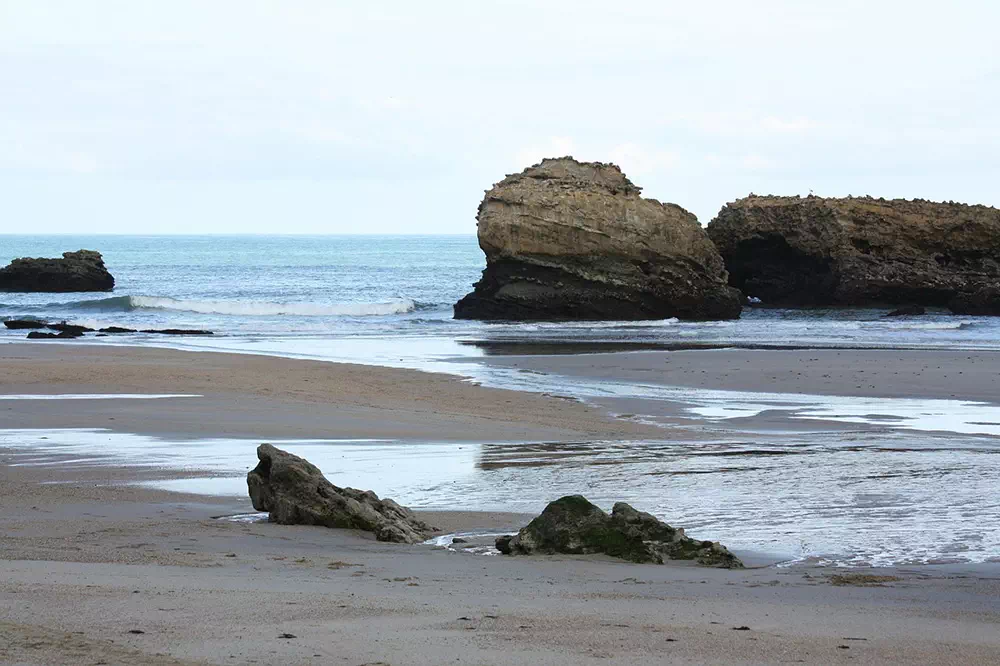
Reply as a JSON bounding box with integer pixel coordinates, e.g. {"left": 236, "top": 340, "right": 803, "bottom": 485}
{"left": 7, "top": 426, "right": 997, "bottom": 567}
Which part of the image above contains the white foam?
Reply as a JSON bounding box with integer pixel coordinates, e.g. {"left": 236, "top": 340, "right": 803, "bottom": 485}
{"left": 130, "top": 296, "right": 416, "bottom": 317}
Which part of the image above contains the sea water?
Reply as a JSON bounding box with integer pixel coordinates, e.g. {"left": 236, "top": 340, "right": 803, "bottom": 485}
{"left": 2, "top": 235, "right": 1000, "bottom": 566}
{"left": 2, "top": 235, "right": 999, "bottom": 351}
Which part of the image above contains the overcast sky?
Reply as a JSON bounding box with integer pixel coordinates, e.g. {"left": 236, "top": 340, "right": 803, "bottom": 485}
{"left": 2, "top": 1, "right": 998, "bottom": 234}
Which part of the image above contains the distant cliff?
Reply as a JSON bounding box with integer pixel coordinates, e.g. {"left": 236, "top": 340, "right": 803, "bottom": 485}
{"left": 707, "top": 195, "right": 1000, "bottom": 311}
{"left": 454, "top": 157, "right": 742, "bottom": 321}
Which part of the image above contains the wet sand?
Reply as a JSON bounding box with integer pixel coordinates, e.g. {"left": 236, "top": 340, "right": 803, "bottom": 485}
{"left": 0, "top": 343, "right": 663, "bottom": 441}
{"left": 3, "top": 343, "right": 1000, "bottom": 664}
{"left": 479, "top": 348, "right": 1000, "bottom": 402}
{"left": 3, "top": 458, "right": 1000, "bottom": 665}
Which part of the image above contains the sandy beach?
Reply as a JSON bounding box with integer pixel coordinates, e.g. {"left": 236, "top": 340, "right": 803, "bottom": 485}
{"left": 3, "top": 343, "right": 1000, "bottom": 665}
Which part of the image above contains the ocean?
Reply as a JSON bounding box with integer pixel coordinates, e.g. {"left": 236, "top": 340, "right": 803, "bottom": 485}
{"left": 2, "top": 234, "right": 999, "bottom": 354}
{"left": 2, "top": 234, "right": 1000, "bottom": 567}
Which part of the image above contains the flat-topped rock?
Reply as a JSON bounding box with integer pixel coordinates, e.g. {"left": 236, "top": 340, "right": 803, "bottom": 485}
{"left": 454, "top": 157, "right": 742, "bottom": 321}
{"left": 0, "top": 250, "right": 115, "bottom": 292}
{"left": 707, "top": 195, "right": 1000, "bottom": 309}
{"left": 247, "top": 444, "right": 435, "bottom": 544}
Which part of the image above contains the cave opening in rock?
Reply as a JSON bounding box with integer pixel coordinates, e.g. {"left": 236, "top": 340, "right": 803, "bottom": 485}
{"left": 724, "top": 234, "right": 837, "bottom": 305}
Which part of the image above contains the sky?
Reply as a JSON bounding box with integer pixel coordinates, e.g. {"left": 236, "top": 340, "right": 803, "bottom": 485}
{"left": 1, "top": 1, "right": 998, "bottom": 234}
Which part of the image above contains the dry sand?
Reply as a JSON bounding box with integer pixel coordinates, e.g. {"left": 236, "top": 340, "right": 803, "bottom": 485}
{"left": 2, "top": 343, "right": 1000, "bottom": 665}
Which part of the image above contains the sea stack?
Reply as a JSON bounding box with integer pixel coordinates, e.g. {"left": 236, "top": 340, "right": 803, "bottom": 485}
{"left": 707, "top": 195, "right": 1000, "bottom": 310}
{"left": 0, "top": 250, "right": 115, "bottom": 292}
{"left": 454, "top": 157, "right": 742, "bottom": 321}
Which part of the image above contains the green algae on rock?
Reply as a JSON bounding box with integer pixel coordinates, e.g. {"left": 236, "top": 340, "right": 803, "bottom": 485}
{"left": 495, "top": 495, "right": 743, "bottom": 568}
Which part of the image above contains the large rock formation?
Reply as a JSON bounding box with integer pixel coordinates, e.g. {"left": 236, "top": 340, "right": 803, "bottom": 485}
{"left": 454, "top": 157, "right": 742, "bottom": 321}
{"left": 247, "top": 444, "right": 435, "bottom": 544}
{"left": 495, "top": 495, "right": 743, "bottom": 568}
{"left": 707, "top": 195, "right": 1000, "bottom": 308}
{"left": 0, "top": 250, "right": 114, "bottom": 292}
{"left": 949, "top": 287, "right": 1000, "bottom": 316}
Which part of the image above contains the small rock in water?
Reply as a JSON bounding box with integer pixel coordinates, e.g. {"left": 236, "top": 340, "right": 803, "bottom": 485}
{"left": 26, "top": 330, "right": 83, "bottom": 340}
{"left": 885, "top": 305, "right": 926, "bottom": 317}
{"left": 3, "top": 319, "right": 47, "bottom": 329}
{"left": 47, "top": 322, "right": 93, "bottom": 334}
{"left": 451, "top": 537, "right": 469, "bottom": 544}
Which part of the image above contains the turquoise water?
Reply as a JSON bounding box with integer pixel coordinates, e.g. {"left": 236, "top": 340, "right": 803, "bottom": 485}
{"left": 2, "top": 234, "right": 999, "bottom": 351}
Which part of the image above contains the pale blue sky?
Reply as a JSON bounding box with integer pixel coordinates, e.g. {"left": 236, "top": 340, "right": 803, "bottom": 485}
{"left": 2, "top": 1, "right": 998, "bottom": 233}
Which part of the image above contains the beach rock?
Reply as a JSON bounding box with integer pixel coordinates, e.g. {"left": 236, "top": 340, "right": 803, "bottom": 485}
{"left": 949, "top": 287, "right": 1000, "bottom": 315}
{"left": 0, "top": 250, "right": 114, "bottom": 292}
{"left": 454, "top": 157, "right": 742, "bottom": 321}
{"left": 47, "top": 322, "right": 94, "bottom": 334}
{"left": 707, "top": 196, "right": 1000, "bottom": 307}
{"left": 246, "top": 444, "right": 435, "bottom": 544}
{"left": 99, "top": 326, "right": 137, "bottom": 334}
{"left": 496, "top": 495, "right": 743, "bottom": 567}
{"left": 26, "top": 330, "right": 83, "bottom": 339}
{"left": 885, "top": 305, "right": 926, "bottom": 317}
{"left": 3, "top": 319, "right": 47, "bottom": 329}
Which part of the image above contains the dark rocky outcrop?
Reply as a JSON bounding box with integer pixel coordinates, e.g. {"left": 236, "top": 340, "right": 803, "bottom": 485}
{"left": 495, "top": 495, "right": 742, "bottom": 568}
{"left": 3, "top": 319, "right": 46, "bottom": 329}
{"left": 247, "top": 444, "right": 435, "bottom": 544}
{"left": 48, "top": 322, "right": 94, "bottom": 334}
{"left": 707, "top": 196, "right": 1000, "bottom": 308}
{"left": 885, "top": 305, "right": 926, "bottom": 317}
{"left": 0, "top": 250, "right": 115, "bottom": 292}
{"left": 99, "top": 326, "right": 137, "bottom": 334}
{"left": 26, "top": 330, "right": 83, "bottom": 339}
{"left": 454, "top": 157, "right": 742, "bottom": 321}
{"left": 949, "top": 287, "right": 1000, "bottom": 315}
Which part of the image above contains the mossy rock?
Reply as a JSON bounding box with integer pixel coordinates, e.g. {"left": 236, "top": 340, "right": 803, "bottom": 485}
{"left": 497, "top": 495, "right": 742, "bottom": 568}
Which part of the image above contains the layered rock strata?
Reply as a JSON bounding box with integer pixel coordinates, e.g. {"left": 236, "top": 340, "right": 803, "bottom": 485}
{"left": 707, "top": 195, "right": 1000, "bottom": 309}
{"left": 454, "top": 157, "right": 742, "bottom": 321}
{"left": 495, "top": 495, "right": 743, "bottom": 567}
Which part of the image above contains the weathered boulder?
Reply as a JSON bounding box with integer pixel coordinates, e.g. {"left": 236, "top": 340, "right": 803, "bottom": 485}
{"left": 247, "top": 444, "right": 435, "bottom": 544}
{"left": 949, "top": 287, "right": 1000, "bottom": 315}
{"left": 0, "top": 250, "right": 115, "bottom": 292}
{"left": 495, "top": 495, "right": 742, "bottom": 568}
{"left": 454, "top": 157, "right": 742, "bottom": 321}
{"left": 707, "top": 195, "right": 1000, "bottom": 307}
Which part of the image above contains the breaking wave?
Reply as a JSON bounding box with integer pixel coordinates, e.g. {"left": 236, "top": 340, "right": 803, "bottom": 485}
{"left": 23, "top": 295, "right": 419, "bottom": 317}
